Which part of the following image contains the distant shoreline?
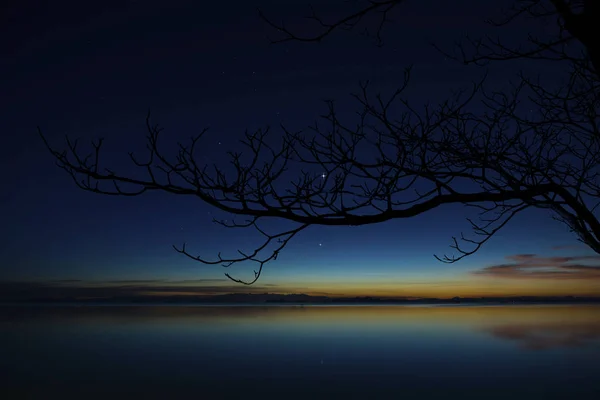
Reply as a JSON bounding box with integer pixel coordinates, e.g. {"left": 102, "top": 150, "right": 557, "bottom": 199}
{"left": 3, "top": 303, "right": 600, "bottom": 308}
{"left": 2, "top": 294, "right": 600, "bottom": 306}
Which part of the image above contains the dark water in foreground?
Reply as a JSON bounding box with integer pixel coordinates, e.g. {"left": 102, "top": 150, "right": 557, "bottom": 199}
{"left": 1, "top": 305, "right": 600, "bottom": 399}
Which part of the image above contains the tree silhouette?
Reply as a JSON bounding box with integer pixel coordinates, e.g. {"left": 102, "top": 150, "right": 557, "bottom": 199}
{"left": 39, "top": 0, "right": 600, "bottom": 284}
{"left": 260, "top": 0, "right": 600, "bottom": 75}
{"left": 434, "top": 0, "right": 600, "bottom": 257}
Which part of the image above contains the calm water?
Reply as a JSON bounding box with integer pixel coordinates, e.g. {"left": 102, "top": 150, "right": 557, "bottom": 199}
{"left": 1, "top": 305, "right": 600, "bottom": 399}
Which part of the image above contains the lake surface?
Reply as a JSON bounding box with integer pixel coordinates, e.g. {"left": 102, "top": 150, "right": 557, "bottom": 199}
{"left": 2, "top": 305, "right": 600, "bottom": 399}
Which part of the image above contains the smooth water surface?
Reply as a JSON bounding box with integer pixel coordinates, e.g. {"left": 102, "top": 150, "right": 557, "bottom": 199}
{"left": 1, "top": 305, "right": 600, "bottom": 399}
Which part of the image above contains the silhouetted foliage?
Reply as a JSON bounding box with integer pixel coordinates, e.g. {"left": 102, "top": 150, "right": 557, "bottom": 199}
{"left": 40, "top": 0, "right": 600, "bottom": 283}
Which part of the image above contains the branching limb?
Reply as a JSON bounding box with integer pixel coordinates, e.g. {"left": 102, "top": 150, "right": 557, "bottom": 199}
{"left": 39, "top": 1, "right": 600, "bottom": 281}
{"left": 173, "top": 220, "right": 309, "bottom": 285}
{"left": 258, "top": 0, "right": 406, "bottom": 45}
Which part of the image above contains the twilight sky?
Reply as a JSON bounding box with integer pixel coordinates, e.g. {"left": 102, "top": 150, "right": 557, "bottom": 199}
{"left": 2, "top": 0, "right": 599, "bottom": 299}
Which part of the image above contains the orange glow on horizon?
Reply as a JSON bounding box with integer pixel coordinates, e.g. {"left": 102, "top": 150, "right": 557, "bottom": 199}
{"left": 132, "top": 275, "right": 600, "bottom": 299}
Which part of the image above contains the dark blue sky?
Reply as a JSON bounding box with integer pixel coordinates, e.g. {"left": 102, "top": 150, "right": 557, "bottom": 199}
{"left": 2, "top": 0, "right": 598, "bottom": 298}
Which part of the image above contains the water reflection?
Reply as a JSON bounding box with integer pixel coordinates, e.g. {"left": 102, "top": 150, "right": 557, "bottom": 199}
{"left": 484, "top": 320, "right": 600, "bottom": 350}
{"left": 1, "top": 305, "right": 599, "bottom": 398}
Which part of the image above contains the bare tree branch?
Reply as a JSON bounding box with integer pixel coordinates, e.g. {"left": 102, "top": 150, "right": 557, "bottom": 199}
{"left": 438, "top": 0, "right": 600, "bottom": 77}
{"left": 258, "top": 0, "right": 406, "bottom": 46}
{"left": 39, "top": 0, "right": 600, "bottom": 283}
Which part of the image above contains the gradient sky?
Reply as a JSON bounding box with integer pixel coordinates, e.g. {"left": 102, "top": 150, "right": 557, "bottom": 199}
{"left": 2, "top": 0, "right": 599, "bottom": 299}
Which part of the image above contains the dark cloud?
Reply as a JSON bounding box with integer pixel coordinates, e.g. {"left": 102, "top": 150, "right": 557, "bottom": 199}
{"left": 102, "top": 279, "right": 228, "bottom": 284}
{"left": 124, "top": 285, "right": 275, "bottom": 294}
{"left": 472, "top": 253, "right": 600, "bottom": 279}
{"left": 168, "top": 279, "right": 228, "bottom": 284}
{"left": 484, "top": 322, "right": 600, "bottom": 350}
{"left": 104, "top": 280, "right": 166, "bottom": 284}
{"left": 0, "top": 280, "right": 289, "bottom": 301}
